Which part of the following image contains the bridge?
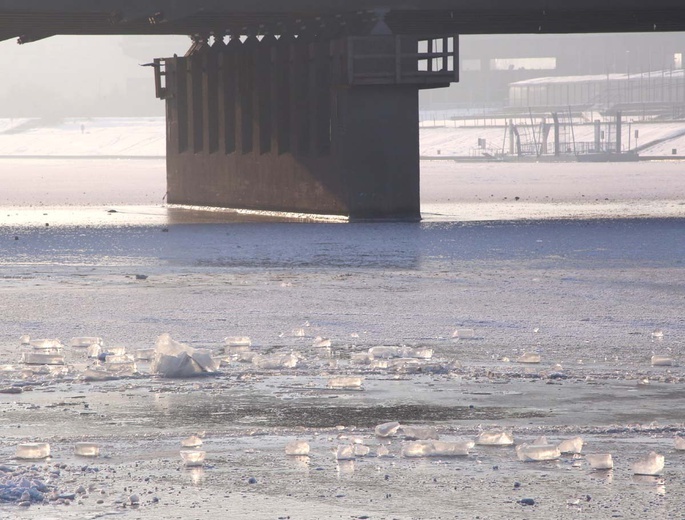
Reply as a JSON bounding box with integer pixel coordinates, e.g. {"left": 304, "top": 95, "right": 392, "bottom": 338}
{"left": 3, "top": 1, "right": 685, "bottom": 220}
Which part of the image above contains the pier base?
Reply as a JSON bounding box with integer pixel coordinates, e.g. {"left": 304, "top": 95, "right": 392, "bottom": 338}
{"left": 156, "top": 35, "right": 458, "bottom": 220}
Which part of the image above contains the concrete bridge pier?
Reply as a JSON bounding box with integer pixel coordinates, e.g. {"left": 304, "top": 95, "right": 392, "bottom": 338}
{"left": 155, "top": 34, "right": 458, "bottom": 220}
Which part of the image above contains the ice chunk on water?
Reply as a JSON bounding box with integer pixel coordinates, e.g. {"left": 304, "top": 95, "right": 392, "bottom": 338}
{"left": 412, "top": 348, "right": 434, "bottom": 360}
{"left": 651, "top": 329, "right": 664, "bottom": 339}
{"left": 375, "top": 421, "right": 401, "bottom": 438}
{"left": 585, "top": 453, "right": 613, "bottom": 470}
{"left": 152, "top": 334, "right": 218, "bottom": 378}
{"left": 105, "top": 354, "right": 134, "bottom": 364}
{"left": 30, "top": 339, "right": 63, "bottom": 351}
{"left": 82, "top": 367, "right": 119, "bottom": 381}
{"left": 181, "top": 435, "right": 203, "bottom": 448}
{"left": 353, "top": 445, "right": 370, "bottom": 457}
{"left": 376, "top": 445, "right": 391, "bottom": 457}
{"left": 674, "top": 436, "right": 685, "bottom": 451}
{"left": 368, "top": 346, "right": 402, "bottom": 359}
{"left": 224, "top": 344, "right": 251, "bottom": 355}
{"left": 21, "top": 352, "right": 65, "bottom": 365}
{"left": 312, "top": 337, "right": 331, "bottom": 348}
{"left": 350, "top": 352, "right": 372, "bottom": 365}
{"left": 102, "top": 346, "right": 126, "bottom": 357}
{"left": 369, "top": 359, "right": 388, "bottom": 369}
{"left": 224, "top": 336, "right": 251, "bottom": 347}
{"left": 475, "top": 430, "right": 514, "bottom": 446}
{"left": 389, "top": 358, "right": 421, "bottom": 372}
{"left": 87, "top": 344, "right": 102, "bottom": 358}
{"left": 516, "top": 352, "right": 541, "bottom": 364}
{"left": 70, "top": 337, "right": 102, "bottom": 348}
{"left": 74, "top": 442, "right": 100, "bottom": 457}
{"left": 632, "top": 451, "right": 664, "bottom": 476}
{"left": 516, "top": 444, "right": 561, "bottom": 462}
{"left": 134, "top": 348, "right": 155, "bottom": 361}
{"left": 292, "top": 328, "right": 306, "bottom": 337}
{"left": 532, "top": 436, "right": 549, "bottom": 445}
{"left": 327, "top": 377, "right": 363, "bottom": 389}
{"left": 402, "top": 440, "right": 472, "bottom": 458}
{"left": 253, "top": 353, "right": 299, "bottom": 369}
{"left": 237, "top": 351, "right": 258, "bottom": 363}
{"left": 316, "top": 346, "right": 333, "bottom": 359}
{"left": 180, "top": 450, "right": 206, "bottom": 467}
{"left": 402, "top": 441, "right": 433, "bottom": 458}
{"left": 452, "top": 328, "right": 475, "bottom": 339}
{"left": 558, "top": 436, "right": 584, "bottom": 454}
{"left": 651, "top": 355, "right": 674, "bottom": 367}
{"left": 402, "top": 426, "right": 439, "bottom": 440}
{"left": 103, "top": 355, "right": 137, "bottom": 376}
{"left": 19, "top": 335, "right": 31, "bottom": 345}
{"left": 285, "top": 440, "right": 310, "bottom": 456}
{"left": 335, "top": 445, "right": 355, "bottom": 460}
{"left": 429, "top": 440, "right": 474, "bottom": 457}
{"left": 16, "top": 443, "right": 50, "bottom": 460}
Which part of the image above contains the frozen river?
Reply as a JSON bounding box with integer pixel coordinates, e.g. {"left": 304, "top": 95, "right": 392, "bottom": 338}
{"left": 0, "top": 159, "right": 684, "bottom": 519}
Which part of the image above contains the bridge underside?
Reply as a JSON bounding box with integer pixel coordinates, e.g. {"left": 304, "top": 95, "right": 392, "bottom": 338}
{"left": 3, "top": 2, "right": 685, "bottom": 43}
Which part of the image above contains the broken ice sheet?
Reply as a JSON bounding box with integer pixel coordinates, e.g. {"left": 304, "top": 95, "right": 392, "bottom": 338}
{"left": 401, "top": 441, "right": 432, "bottom": 458}
{"left": 16, "top": 442, "right": 50, "bottom": 460}
{"left": 368, "top": 346, "right": 403, "bottom": 359}
{"left": 224, "top": 336, "right": 251, "bottom": 347}
{"left": 252, "top": 353, "right": 299, "bottom": 369}
{"left": 312, "top": 337, "right": 331, "bottom": 348}
{"left": 633, "top": 452, "right": 664, "bottom": 476}
{"left": 376, "top": 445, "right": 391, "bottom": 457}
{"left": 350, "top": 352, "right": 372, "bottom": 365}
{"left": 21, "top": 352, "right": 65, "bottom": 365}
{"left": 181, "top": 435, "right": 203, "bottom": 448}
{"left": 428, "top": 440, "right": 474, "bottom": 457}
{"left": 475, "top": 430, "right": 514, "bottom": 446}
{"left": 585, "top": 453, "right": 613, "bottom": 470}
{"left": 516, "top": 352, "right": 541, "bottom": 364}
{"left": 134, "top": 348, "right": 155, "bottom": 361}
{"left": 516, "top": 444, "right": 561, "bottom": 462}
{"left": 180, "top": 449, "right": 206, "bottom": 467}
{"left": 651, "top": 355, "right": 674, "bottom": 367}
{"left": 402, "top": 426, "right": 439, "bottom": 440}
{"left": 353, "top": 445, "right": 370, "bottom": 457}
{"left": 70, "top": 337, "right": 102, "bottom": 348}
{"left": 151, "top": 334, "right": 218, "bottom": 378}
{"left": 74, "top": 442, "right": 100, "bottom": 457}
{"left": 29, "top": 339, "right": 63, "bottom": 351}
{"left": 87, "top": 344, "right": 102, "bottom": 358}
{"left": 285, "top": 440, "right": 310, "bottom": 456}
{"left": 675, "top": 436, "right": 685, "bottom": 451}
{"left": 404, "top": 440, "right": 474, "bottom": 458}
{"left": 452, "top": 328, "right": 475, "bottom": 339}
{"left": 557, "top": 436, "right": 584, "bottom": 454}
{"left": 327, "top": 376, "right": 363, "bottom": 389}
{"left": 335, "top": 445, "right": 355, "bottom": 460}
{"left": 374, "top": 421, "right": 400, "bottom": 438}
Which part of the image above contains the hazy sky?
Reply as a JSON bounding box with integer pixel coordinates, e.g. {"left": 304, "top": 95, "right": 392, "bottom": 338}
{"left": 0, "top": 32, "right": 681, "bottom": 117}
{"left": 0, "top": 35, "right": 188, "bottom": 117}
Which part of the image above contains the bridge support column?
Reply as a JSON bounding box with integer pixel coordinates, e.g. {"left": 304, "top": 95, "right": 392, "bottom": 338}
{"left": 155, "top": 34, "right": 458, "bottom": 220}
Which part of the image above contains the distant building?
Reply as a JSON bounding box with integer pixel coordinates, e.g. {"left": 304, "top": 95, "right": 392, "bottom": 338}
{"left": 508, "top": 69, "right": 685, "bottom": 116}
{"left": 422, "top": 32, "right": 685, "bottom": 110}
